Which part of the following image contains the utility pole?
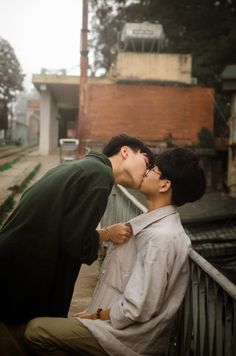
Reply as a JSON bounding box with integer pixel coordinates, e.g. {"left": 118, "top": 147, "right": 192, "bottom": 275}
{"left": 78, "top": 0, "right": 89, "bottom": 156}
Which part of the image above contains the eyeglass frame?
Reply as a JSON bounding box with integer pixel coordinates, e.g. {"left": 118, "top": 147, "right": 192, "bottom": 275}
{"left": 145, "top": 166, "right": 162, "bottom": 177}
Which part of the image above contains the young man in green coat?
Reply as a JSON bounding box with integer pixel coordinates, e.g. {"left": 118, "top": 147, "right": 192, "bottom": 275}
{"left": 0, "top": 134, "right": 154, "bottom": 323}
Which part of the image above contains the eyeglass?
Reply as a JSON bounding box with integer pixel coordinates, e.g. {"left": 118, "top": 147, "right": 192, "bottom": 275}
{"left": 145, "top": 167, "right": 161, "bottom": 177}
{"left": 152, "top": 169, "right": 161, "bottom": 176}
{"left": 146, "top": 162, "right": 153, "bottom": 170}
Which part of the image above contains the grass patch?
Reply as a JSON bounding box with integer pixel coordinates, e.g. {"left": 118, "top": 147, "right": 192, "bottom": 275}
{"left": 0, "top": 158, "right": 20, "bottom": 172}
{"left": 0, "top": 195, "right": 15, "bottom": 226}
{"left": 0, "top": 163, "right": 41, "bottom": 226}
{"left": 19, "top": 163, "right": 41, "bottom": 191}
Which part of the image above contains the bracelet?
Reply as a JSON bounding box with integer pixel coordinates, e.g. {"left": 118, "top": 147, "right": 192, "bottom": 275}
{"left": 96, "top": 308, "right": 103, "bottom": 319}
{"left": 103, "top": 227, "right": 110, "bottom": 241}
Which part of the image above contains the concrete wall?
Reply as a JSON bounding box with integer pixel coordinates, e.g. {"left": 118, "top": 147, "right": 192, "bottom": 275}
{"left": 11, "top": 122, "right": 28, "bottom": 145}
{"left": 112, "top": 53, "right": 193, "bottom": 84}
{"left": 27, "top": 100, "right": 40, "bottom": 145}
{"left": 85, "top": 83, "right": 214, "bottom": 146}
{"left": 39, "top": 89, "right": 58, "bottom": 155}
{"left": 28, "top": 116, "right": 39, "bottom": 145}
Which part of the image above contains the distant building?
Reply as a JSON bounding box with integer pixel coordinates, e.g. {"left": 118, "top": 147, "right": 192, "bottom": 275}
{"left": 11, "top": 92, "right": 40, "bottom": 146}
{"left": 221, "top": 64, "right": 236, "bottom": 197}
{"left": 33, "top": 23, "right": 215, "bottom": 186}
{"left": 27, "top": 100, "right": 40, "bottom": 145}
{"left": 33, "top": 55, "right": 214, "bottom": 151}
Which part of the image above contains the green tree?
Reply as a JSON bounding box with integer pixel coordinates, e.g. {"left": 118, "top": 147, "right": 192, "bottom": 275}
{"left": 90, "top": 0, "right": 128, "bottom": 74}
{"left": 90, "top": 0, "right": 236, "bottom": 89}
{"left": 197, "top": 127, "right": 215, "bottom": 148}
{"left": 0, "top": 37, "right": 24, "bottom": 133}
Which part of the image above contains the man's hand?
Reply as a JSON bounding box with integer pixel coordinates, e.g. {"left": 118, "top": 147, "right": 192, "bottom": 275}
{"left": 69, "top": 309, "right": 90, "bottom": 318}
{"left": 77, "top": 309, "right": 110, "bottom": 321}
{"left": 98, "top": 223, "right": 132, "bottom": 244}
{"left": 76, "top": 311, "right": 97, "bottom": 320}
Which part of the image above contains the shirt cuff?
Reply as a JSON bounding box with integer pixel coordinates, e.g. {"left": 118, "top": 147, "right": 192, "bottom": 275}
{"left": 110, "top": 300, "right": 133, "bottom": 329}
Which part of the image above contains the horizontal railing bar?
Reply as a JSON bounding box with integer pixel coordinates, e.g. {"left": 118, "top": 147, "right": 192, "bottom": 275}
{"left": 189, "top": 249, "right": 236, "bottom": 300}
{"left": 117, "top": 185, "right": 148, "bottom": 213}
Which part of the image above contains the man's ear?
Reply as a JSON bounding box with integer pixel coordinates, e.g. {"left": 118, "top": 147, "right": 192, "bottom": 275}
{"left": 120, "top": 146, "right": 129, "bottom": 159}
{"left": 160, "top": 179, "right": 171, "bottom": 193}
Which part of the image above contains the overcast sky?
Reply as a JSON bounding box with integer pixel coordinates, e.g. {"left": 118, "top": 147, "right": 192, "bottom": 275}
{"left": 0, "top": 0, "right": 83, "bottom": 88}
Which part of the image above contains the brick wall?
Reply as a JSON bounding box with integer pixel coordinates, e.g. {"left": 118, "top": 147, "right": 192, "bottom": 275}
{"left": 85, "top": 83, "right": 214, "bottom": 146}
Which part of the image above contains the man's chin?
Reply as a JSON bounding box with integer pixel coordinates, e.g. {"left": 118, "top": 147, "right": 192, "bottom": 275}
{"left": 124, "top": 178, "right": 144, "bottom": 190}
{"left": 138, "top": 181, "right": 145, "bottom": 191}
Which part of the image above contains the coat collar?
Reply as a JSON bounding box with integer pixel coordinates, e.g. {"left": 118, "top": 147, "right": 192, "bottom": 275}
{"left": 85, "top": 151, "right": 112, "bottom": 168}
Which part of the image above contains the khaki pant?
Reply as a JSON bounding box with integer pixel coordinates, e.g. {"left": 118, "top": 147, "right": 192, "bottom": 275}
{"left": 0, "top": 322, "right": 27, "bottom": 356}
{"left": 25, "top": 317, "right": 109, "bottom": 356}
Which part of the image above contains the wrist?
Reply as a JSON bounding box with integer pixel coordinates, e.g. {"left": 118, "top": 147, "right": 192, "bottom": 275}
{"left": 98, "top": 228, "right": 110, "bottom": 242}
{"left": 102, "top": 227, "right": 110, "bottom": 242}
{"left": 96, "top": 308, "right": 103, "bottom": 319}
{"left": 96, "top": 308, "right": 110, "bottom": 320}
{"left": 101, "top": 309, "right": 110, "bottom": 320}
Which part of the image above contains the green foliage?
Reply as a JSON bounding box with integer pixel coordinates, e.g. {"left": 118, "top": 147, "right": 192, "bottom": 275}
{"left": 214, "top": 93, "right": 230, "bottom": 137}
{"left": 197, "top": 127, "right": 215, "bottom": 148}
{"left": 90, "top": 0, "right": 128, "bottom": 73}
{"left": 166, "top": 133, "right": 176, "bottom": 148}
{"left": 19, "top": 163, "right": 41, "bottom": 191}
{"left": 0, "top": 158, "right": 20, "bottom": 172}
{"left": 90, "top": 0, "right": 236, "bottom": 89}
{"left": 0, "top": 195, "right": 15, "bottom": 226}
{"left": 0, "top": 37, "right": 24, "bottom": 130}
{"left": 0, "top": 163, "right": 41, "bottom": 225}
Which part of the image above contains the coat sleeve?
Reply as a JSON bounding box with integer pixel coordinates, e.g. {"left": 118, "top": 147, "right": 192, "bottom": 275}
{"left": 110, "top": 245, "right": 169, "bottom": 329}
{"left": 60, "top": 169, "right": 112, "bottom": 264}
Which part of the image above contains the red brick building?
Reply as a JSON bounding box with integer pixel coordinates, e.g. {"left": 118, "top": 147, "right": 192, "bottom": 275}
{"left": 33, "top": 68, "right": 214, "bottom": 153}
{"left": 85, "top": 83, "right": 214, "bottom": 147}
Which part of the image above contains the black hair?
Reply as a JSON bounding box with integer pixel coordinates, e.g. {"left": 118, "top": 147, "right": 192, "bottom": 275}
{"left": 155, "top": 148, "right": 206, "bottom": 206}
{"left": 103, "top": 134, "right": 154, "bottom": 167}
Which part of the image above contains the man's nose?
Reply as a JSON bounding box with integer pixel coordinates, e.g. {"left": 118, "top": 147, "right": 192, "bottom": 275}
{"left": 143, "top": 169, "right": 150, "bottom": 177}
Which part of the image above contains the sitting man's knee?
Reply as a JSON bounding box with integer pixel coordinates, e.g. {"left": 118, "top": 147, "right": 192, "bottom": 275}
{"left": 24, "top": 318, "right": 45, "bottom": 345}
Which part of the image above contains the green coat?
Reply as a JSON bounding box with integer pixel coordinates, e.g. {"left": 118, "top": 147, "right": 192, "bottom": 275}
{"left": 0, "top": 152, "right": 114, "bottom": 322}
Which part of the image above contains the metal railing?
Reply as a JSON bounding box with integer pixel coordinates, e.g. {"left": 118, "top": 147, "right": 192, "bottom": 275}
{"left": 101, "top": 185, "right": 236, "bottom": 356}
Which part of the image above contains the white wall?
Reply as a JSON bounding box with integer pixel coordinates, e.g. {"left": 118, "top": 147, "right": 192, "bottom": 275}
{"left": 112, "top": 52, "right": 193, "bottom": 84}
{"left": 39, "top": 88, "right": 58, "bottom": 155}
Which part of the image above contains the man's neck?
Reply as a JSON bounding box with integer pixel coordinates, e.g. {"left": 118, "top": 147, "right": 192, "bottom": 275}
{"left": 146, "top": 197, "right": 172, "bottom": 212}
{"left": 108, "top": 156, "right": 123, "bottom": 184}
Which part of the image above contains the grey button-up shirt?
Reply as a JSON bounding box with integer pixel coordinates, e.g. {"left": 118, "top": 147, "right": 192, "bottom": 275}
{"left": 79, "top": 205, "right": 191, "bottom": 356}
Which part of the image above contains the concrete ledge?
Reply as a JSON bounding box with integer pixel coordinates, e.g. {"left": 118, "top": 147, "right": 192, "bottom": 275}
{"left": 0, "top": 145, "right": 38, "bottom": 161}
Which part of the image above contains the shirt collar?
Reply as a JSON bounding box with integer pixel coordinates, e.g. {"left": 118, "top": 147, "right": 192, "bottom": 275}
{"left": 129, "top": 205, "right": 177, "bottom": 236}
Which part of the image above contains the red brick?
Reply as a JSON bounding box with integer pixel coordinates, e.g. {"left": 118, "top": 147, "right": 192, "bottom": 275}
{"left": 84, "top": 84, "right": 214, "bottom": 145}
